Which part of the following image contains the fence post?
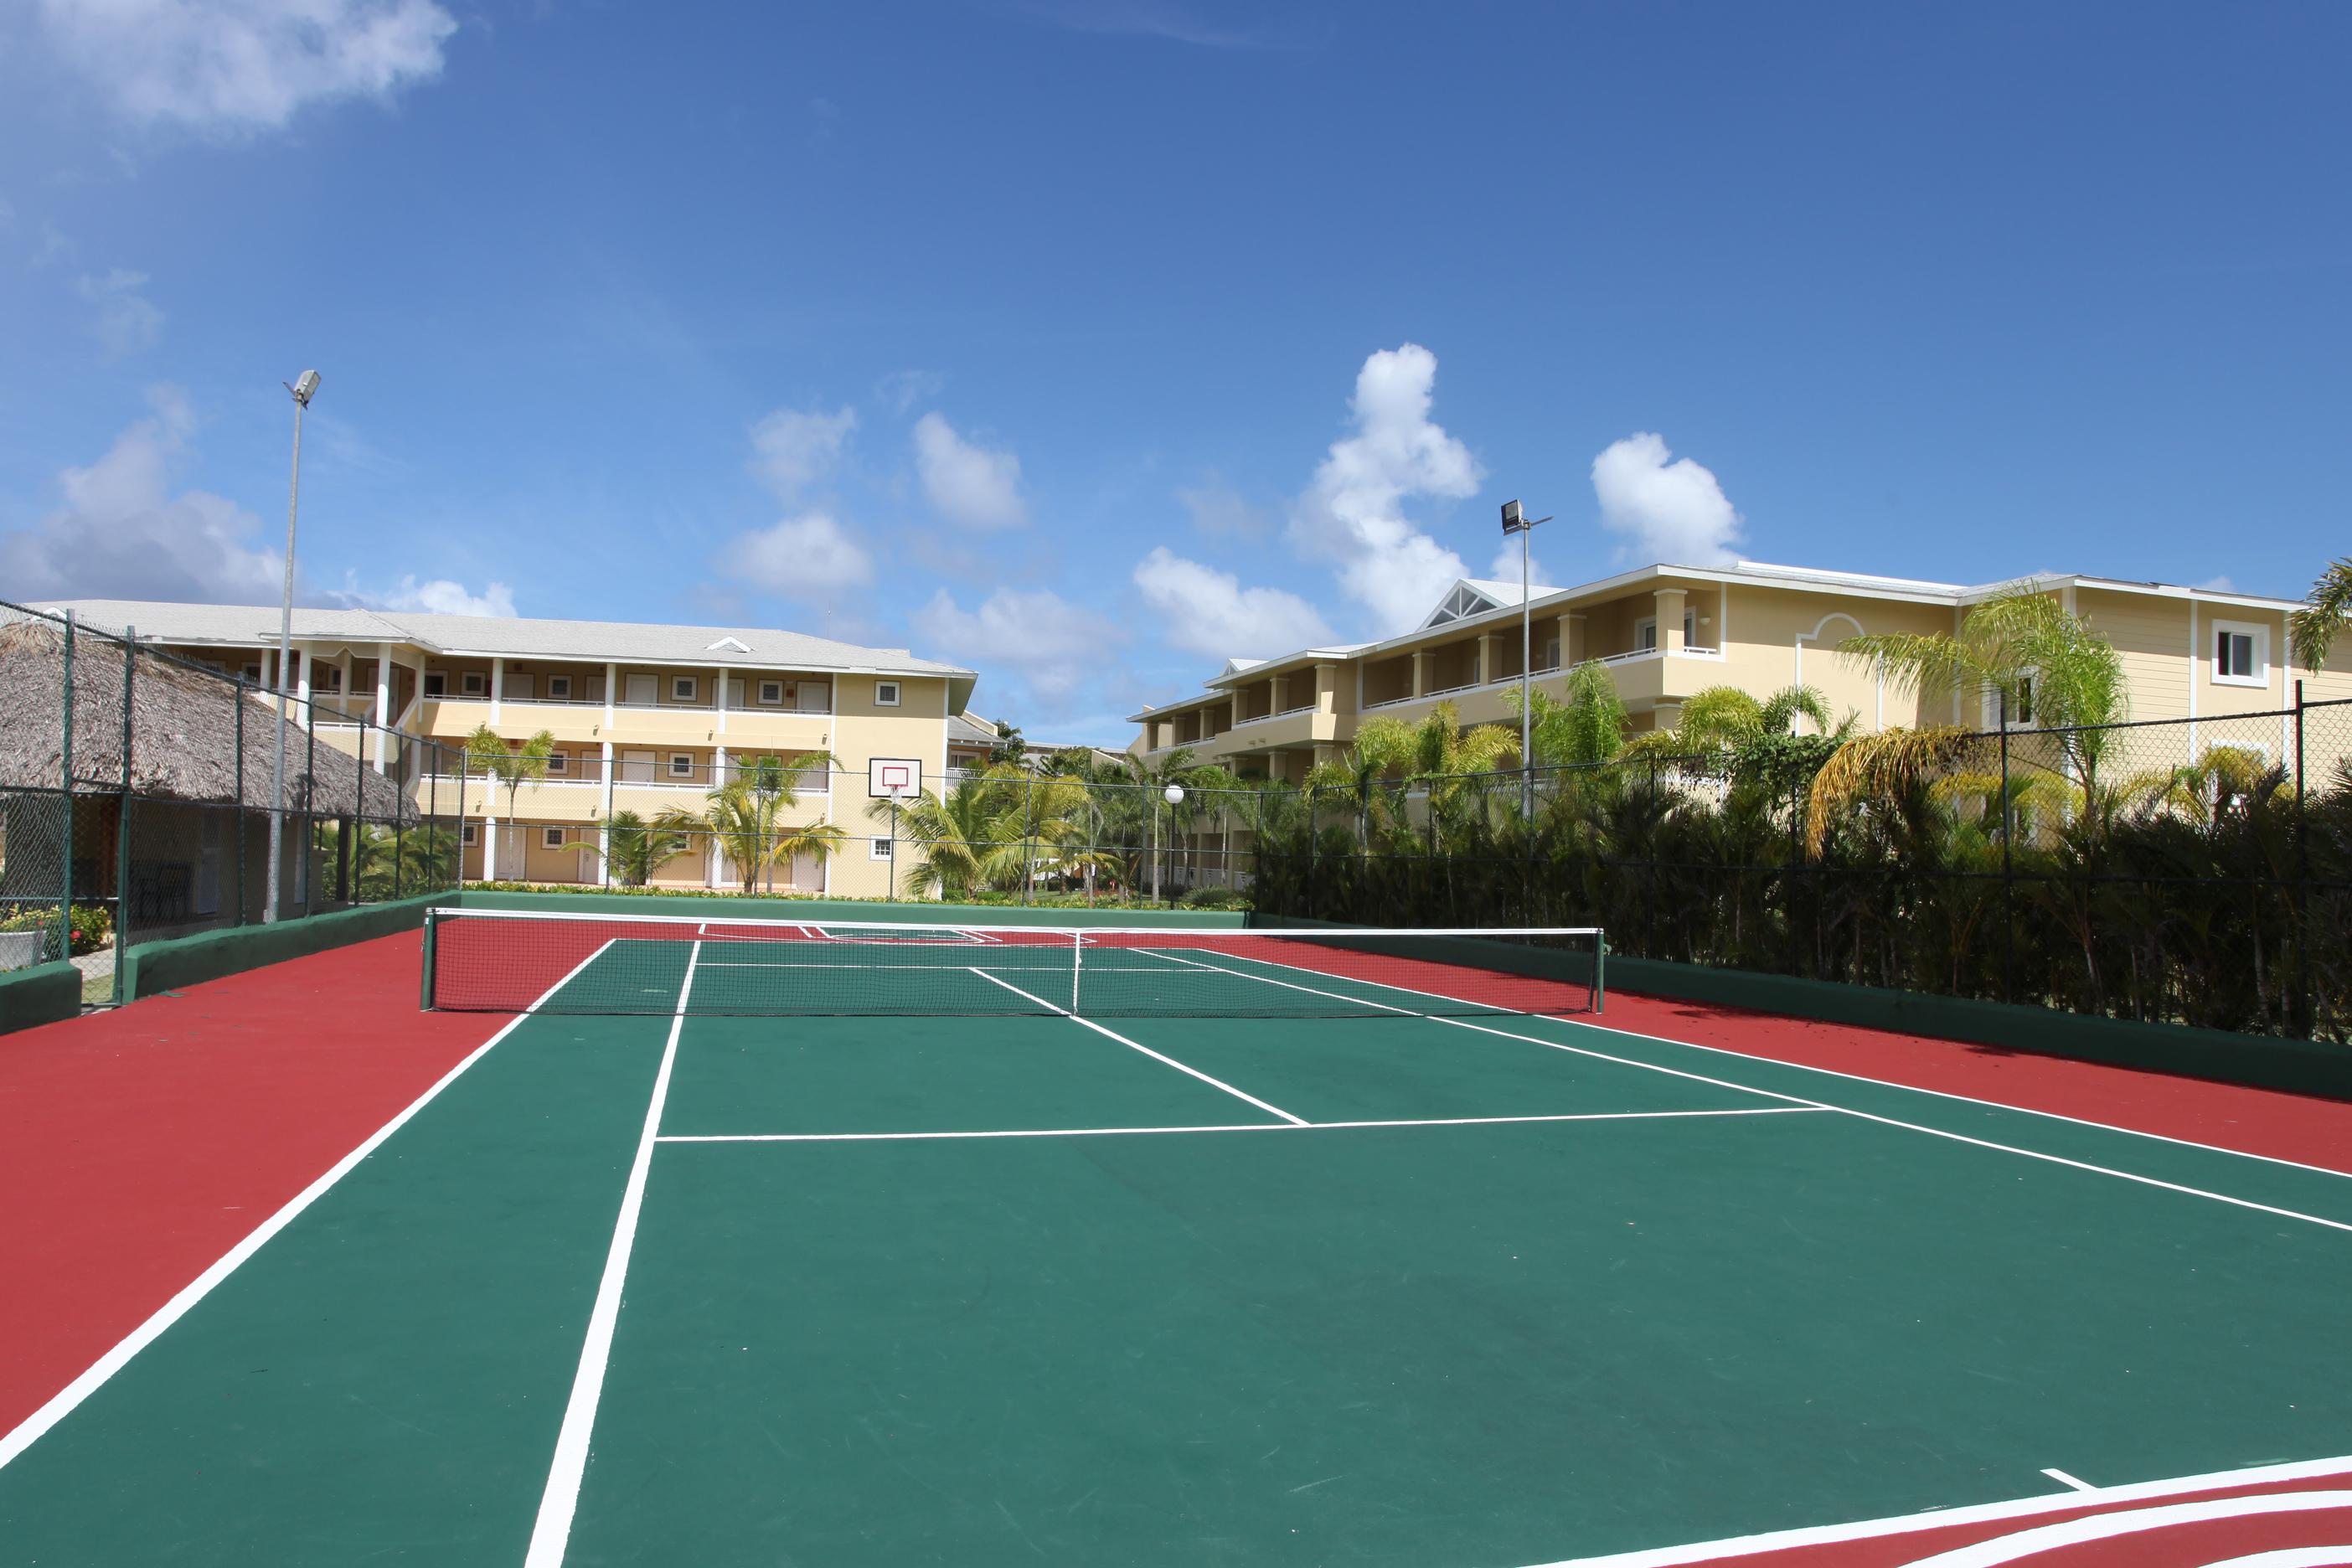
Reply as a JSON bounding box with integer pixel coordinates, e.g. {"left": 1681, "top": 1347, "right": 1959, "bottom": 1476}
{"left": 1023, "top": 769, "right": 1035, "bottom": 905}
{"left": 59, "top": 611, "right": 75, "bottom": 969}
{"left": 2293, "top": 679, "right": 2309, "bottom": 1036}
{"left": 303, "top": 708, "right": 317, "bottom": 914}
{"left": 235, "top": 678, "right": 247, "bottom": 926}
{"left": 113, "top": 627, "right": 135, "bottom": 1003}
{"left": 1999, "top": 691, "right": 2014, "bottom": 1005}
{"left": 1307, "top": 782, "right": 1319, "bottom": 921}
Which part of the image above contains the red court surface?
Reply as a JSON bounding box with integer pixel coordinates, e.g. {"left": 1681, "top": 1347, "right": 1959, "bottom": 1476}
{"left": 3, "top": 931, "right": 2349, "bottom": 1567}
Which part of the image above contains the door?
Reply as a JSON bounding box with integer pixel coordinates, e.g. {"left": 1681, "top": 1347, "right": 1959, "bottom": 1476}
{"left": 625, "top": 673, "right": 658, "bottom": 705}
{"left": 621, "top": 750, "right": 655, "bottom": 783}
{"left": 797, "top": 681, "right": 830, "bottom": 713}
{"left": 726, "top": 678, "right": 746, "bottom": 709}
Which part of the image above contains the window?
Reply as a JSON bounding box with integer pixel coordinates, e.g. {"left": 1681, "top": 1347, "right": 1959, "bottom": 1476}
{"left": 1984, "top": 675, "right": 2036, "bottom": 729}
{"left": 547, "top": 674, "right": 573, "bottom": 700}
{"left": 424, "top": 672, "right": 446, "bottom": 697}
{"left": 2214, "top": 622, "right": 2267, "bottom": 686}
{"left": 461, "top": 823, "right": 480, "bottom": 846}
{"left": 315, "top": 666, "right": 343, "bottom": 693}
{"left": 671, "top": 676, "right": 699, "bottom": 702}
{"left": 545, "top": 750, "right": 570, "bottom": 775}
{"left": 1636, "top": 617, "right": 1658, "bottom": 652}
{"left": 758, "top": 679, "right": 785, "bottom": 704}
{"left": 242, "top": 663, "right": 263, "bottom": 686}
{"left": 1544, "top": 637, "right": 1560, "bottom": 671}
{"left": 668, "top": 753, "right": 695, "bottom": 778}
{"left": 875, "top": 680, "right": 901, "bottom": 707}
{"left": 542, "top": 827, "right": 567, "bottom": 849}
{"left": 462, "top": 672, "right": 487, "bottom": 696}
{"left": 869, "top": 837, "right": 895, "bottom": 860}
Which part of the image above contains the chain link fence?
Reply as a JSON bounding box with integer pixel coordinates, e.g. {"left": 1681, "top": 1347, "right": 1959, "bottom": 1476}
{"left": 1, "top": 599, "right": 466, "bottom": 1001}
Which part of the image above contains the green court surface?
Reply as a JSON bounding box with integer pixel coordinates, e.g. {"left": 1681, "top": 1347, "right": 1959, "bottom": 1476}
{"left": 6, "top": 935, "right": 2352, "bottom": 1566}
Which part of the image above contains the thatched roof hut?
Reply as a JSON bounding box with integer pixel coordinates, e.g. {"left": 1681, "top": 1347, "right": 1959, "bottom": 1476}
{"left": 0, "top": 618, "right": 420, "bottom": 823}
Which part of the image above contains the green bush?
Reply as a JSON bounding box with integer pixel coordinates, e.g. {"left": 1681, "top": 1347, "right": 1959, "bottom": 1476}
{"left": 1180, "top": 886, "right": 1249, "bottom": 910}
{"left": 0, "top": 902, "right": 111, "bottom": 955}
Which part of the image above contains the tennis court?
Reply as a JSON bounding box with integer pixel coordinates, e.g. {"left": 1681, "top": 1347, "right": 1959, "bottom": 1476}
{"left": 5, "top": 908, "right": 2352, "bottom": 1566}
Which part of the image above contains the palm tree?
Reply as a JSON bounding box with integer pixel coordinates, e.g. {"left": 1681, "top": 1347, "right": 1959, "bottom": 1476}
{"left": 1499, "top": 660, "right": 1628, "bottom": 768}
{"left": 1304, "top": 717, "right": 1416, "bottom": 850}
{"left": 545, "top": 809, "right": 694, "bottom": 887}
{"left": 658, "top": 759, "right": 846, "bottom": 895}
{"left": 2290, "top": 555, "right": 2352, "bottom": 673}
{"left": 1839, "top": 584, "right": 2127, "bottom": 793}
{"left": 735, "top": 751, "right": 838, "bottom": 893}
{"left": 868, "top": 770, "right": 1026, "bottom": 898}
{"left": 463, "top": 724, "right": 558, "bottom": 824}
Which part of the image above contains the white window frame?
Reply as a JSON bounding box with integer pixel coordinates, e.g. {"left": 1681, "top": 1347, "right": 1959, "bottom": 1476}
{"left": 758, "top": 679, "right": 785, "bottom": 705}
{"left": 1635, "top": 616, "right": 1658, "bottom": 652}
{"left": 462, "top": 671, "right": 487, "bottom": 696}
{"left": 874, "top": 680, "right": 901, "bottom": 708}
{"left": 1983, "top": 672, "right": 2038, "bottom": 730}
{"left": 547, "top": 674, "right": 573, "bottom": 700}
{"left": 461, "top": 823, "right": 480, "bottom": 847}
{"left": 242, "top": 663, "right": 264, "bottom": 686}
{"left": 545, "top": 750, "right": 570, "bottom": 775}
{"left": 869, "top": 836, "right": 895, "bottom": 861}
{"left": 315, "top": 666, "right": 343, "bottom": 693}
{"left": 541, "top": 827, "right": 567, "bottom": 849}
{"left": 668, "top": 752, "right": 696, "bottom": 779}
{"left": 671, "top": 675, "right": 699, "bottom": 703}
{"left": 2212, "top": 620, "right": 2268, "bottom": 688}
{"left": 423, "top": 672, "right": 446, "bottom": 697}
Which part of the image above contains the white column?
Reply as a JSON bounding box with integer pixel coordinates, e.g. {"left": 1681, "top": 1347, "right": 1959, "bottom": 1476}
{"left": 716, "top": 665, "right": 730, "bottom": 735}
{"left": 599, "top": 739, "right": 615, "bottom": 880}
{"left": 373, "top": 640, "right": 392, "bottom": 771}
{"left": 603, "top": 661, "right": 617, "bottom": 728}
{"left": 715, "top": 745, "right": 730, "bottom": 788}
{"left": 483, "top": 796, "right": 498, "bottom": 881}
{"left": 490, "top": 656, "right": 504, "bottom": 724}
{"left": 294, "top": 647, "right": 312, "bottom": 728}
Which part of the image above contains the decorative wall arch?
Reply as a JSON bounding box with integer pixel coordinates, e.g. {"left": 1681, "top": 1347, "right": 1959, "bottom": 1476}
{"left": 1795, "top": 611, "right": 1875, "bottom": 730}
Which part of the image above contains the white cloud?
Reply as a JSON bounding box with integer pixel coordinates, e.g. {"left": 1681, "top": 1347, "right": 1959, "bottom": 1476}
{"left": 1287, "top": 343, "right": 1483, "bottom": 632}
{"left": 0, "top": 386, "right": 288, "bottom": 603}
{"left": 747, "top": 405, "right": 855, "bottom": 498}
{"left": 1178, "top": 475, "right": 1269, "bottom": 539}
{"left": 876, "top": 369, "right": 945, "bottom": 413}
{"left": 75, "top": 268, "right": 163, "bottom": 358}
{"left": 1590, "top": 432, "right": 1743, "bottom": 566}
{"left": 35, "top": 0, "right": 458, "bottom": 135}
{"left": 911, "top": 586, "right": 1123, "bottom": 703}
{"left": 1486, "top": 540, "right": 1552, "bottom": 592}
{"left": 2197, "top": 575, "right": 2237, "bottom": 593}
{"left": 1132, "top": 546, "right": 1333, "bottom": 660}
{"left": 730, "top": 512, "right": 874, "bottom": 603}
{"left": 913, "top": 412, "right": 1026, "bottom": 530}
{"left": 365, "top": 575, "right": 518, "bottom": 616}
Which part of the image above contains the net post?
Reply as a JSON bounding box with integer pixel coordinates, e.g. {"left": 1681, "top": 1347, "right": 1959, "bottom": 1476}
{"left": 114, "top": 624, "right": 136, "bottom": 1004}
{"left": 1593, "top": 929, "right": 1606, "bottom": 1014}
{"left": 419, "top": 905, "right": 437, "bottom": 1010}
{"left": 1069, "top": 927, "right": 1081, "bottom": 1014}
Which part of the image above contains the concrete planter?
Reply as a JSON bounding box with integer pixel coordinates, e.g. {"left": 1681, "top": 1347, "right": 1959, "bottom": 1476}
{"left": 0, "top": 931, "right": 47, "bottom": 972}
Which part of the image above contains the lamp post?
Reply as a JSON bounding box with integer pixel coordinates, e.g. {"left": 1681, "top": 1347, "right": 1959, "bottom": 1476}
{"left": 1154, "top": 782, "right": 1184, "bottom": 906}
{"left": 264, "top": 369, "right": 321, "bottom": 923}
{"left": 1499, "top": 498, "right": 1552, "bottom": 818}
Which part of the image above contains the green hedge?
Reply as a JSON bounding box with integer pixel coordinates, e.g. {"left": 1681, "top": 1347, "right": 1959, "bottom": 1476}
{"left": 0, "top": 960, "right": 83, "bottom": 1035}
{"left": 121, "top": 893, "right": 451, "bottom": 1003}
{"left": 452, "top": 890, "right": 1247, "bottom": 930}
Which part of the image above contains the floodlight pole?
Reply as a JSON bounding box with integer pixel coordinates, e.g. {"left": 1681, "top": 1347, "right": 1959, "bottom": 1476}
{"left": 1500, "top": 498, "right": 1551, "bottom": 818}
{"left": 265, "top": 370, "right": 322, "bottom": 923}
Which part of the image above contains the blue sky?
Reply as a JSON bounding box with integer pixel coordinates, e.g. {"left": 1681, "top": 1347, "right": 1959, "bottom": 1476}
{"left": 2, "top": 2, "right": 2347, "bottom": 743}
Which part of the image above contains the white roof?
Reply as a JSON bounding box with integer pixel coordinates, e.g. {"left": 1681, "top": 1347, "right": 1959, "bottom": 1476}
{"left": 32, "top": 599, "right": 976, "bottom": 684}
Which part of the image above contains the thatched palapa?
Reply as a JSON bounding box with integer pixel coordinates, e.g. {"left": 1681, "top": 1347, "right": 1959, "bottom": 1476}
{"left": 0, "top": 618, "right": 420, "bottom": 823}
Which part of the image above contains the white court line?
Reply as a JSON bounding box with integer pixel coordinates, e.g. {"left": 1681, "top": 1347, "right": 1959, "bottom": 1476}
{"left": 2040, "top": 1467, "right": 2097, "bottom": 1492}
{"left": 966, "top": 967, "right": 1308, "bottom": 1126}
{"left": 1144, "top": 952, "right": 2352, "bottom": 1236}
{"left": 1158, "top": 945, "right": 2352, "bottom": 1189}
{"left": 0, "top": 937, "right": 624, "bottom": 1477}
{"left": 1520, "top": 1456, "right": 2352, "bottom": 1567}
{"left": 523, "top": 939, "right": 701, "bottom": 1568}
{"left": 654, "top": 1106, "right": 1828, "bottom": 1143}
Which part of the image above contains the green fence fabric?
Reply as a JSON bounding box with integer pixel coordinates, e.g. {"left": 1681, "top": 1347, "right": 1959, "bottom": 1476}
{"left": 121, "top": 892, "right": 451, "bottom": 1002}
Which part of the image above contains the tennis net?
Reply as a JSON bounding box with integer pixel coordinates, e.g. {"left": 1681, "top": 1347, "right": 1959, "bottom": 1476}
{"left": 422, "top": 908, "right": 1605, "bottom": 1019}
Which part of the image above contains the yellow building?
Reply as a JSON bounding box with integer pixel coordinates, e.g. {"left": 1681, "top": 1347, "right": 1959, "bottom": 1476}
{"left": 34, "top": 600, "right": 976, "bottom": 897}
{"left": 1130, "top": 561, "right": 2352, "bottom": 778}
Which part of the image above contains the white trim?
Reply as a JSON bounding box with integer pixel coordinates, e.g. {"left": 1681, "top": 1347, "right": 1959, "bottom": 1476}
{"left": 2212, "top": 618, "right": 2270, "bottom": 689}
{"left": 874, "top": 679, "right": 901, "bottom": 708}
{"left": 670, "top": 674, "right": 699, "bottom": 703}
{"left": 489, "top": 656, "right": 503, "bottom": 723}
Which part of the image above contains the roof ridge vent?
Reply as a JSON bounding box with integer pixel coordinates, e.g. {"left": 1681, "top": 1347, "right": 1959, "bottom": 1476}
{"left": 706, "top": 636, "right": 754, "bottom": 653}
